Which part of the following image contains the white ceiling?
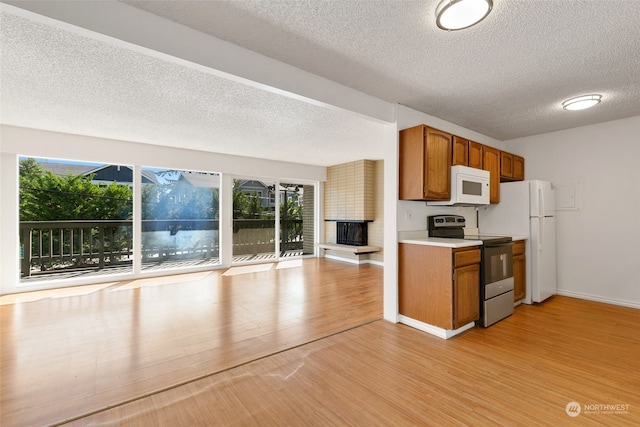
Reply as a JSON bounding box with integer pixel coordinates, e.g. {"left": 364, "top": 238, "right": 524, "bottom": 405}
{"left": 2, "top": 1, "right": 640, "bottom": 166}
{"left": 0, "top": 5, "right": 386, "bottom": 166}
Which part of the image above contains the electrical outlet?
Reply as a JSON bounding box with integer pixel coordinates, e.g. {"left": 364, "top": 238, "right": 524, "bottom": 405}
{"left": 406, "top": 210, "right": 412, "bottom": 220}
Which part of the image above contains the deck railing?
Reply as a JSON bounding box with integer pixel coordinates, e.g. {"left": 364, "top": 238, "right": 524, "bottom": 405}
{"left": 20, "top": 219, "right": 303, "bottom": 278}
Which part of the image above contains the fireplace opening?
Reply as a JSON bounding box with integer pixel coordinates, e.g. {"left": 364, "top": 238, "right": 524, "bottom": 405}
{"left": 336, "top": 222, "right": 368, "bottom": 246}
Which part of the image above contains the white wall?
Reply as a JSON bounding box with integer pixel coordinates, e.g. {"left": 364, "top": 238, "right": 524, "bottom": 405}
{"left": 0, "top": 125, "right": 326, "bottom": 294}
{"left": 503, "top": 116, "right": 640, "bottom": 307}
{"left": 0, "top": 125, "right": 327, "bottom": 180}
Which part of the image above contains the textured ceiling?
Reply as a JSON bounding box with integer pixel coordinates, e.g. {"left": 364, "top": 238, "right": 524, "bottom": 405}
{"left": 2, "top": 1, "right": 639, "bottom": 168}
{"left": 0, "top": 7, "right": 385, "bottom": 166}
{"left": 122, "top": 0, "right": 640, "bottom": 140}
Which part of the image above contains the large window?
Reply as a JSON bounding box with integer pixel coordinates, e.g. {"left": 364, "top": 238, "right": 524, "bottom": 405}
{"left": 141, "top": 168, "right": 220, "bottom": 270}
{"left": 17, "top": 157, "right": 314, "bottom": 285}
{"left": 19, "top": 157, "right": 134, "bottom": 281}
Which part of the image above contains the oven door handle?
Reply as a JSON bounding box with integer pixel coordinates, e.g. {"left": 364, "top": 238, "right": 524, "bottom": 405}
{"left": 484, "top": 241, "right": 514, "bottom": 248}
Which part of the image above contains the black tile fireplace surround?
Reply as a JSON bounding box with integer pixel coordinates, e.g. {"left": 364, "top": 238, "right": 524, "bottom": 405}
{"left": 334, "top": 221, "right": 369, "bottom": 246}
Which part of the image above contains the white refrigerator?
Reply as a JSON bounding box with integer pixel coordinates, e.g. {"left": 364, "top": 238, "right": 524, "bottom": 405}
{"left": 478, "top": 180, "right": 557, "bottom": 304}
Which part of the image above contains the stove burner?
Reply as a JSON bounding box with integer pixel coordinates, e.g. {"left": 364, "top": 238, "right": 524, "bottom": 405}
{"left": 427, "top": 215, "right": 511, "bottom": 244}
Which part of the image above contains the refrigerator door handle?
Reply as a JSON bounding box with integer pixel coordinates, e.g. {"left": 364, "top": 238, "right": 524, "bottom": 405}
{"left": 538, "top": 186, "right": 544, "bottom": 218}
{"left": 538, "top": 217, "right": 543, "bottom": 250}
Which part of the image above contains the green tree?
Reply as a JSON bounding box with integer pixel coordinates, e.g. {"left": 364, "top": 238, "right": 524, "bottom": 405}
{"left": 19, "top": 159, "right": 132, "bottom": 221}
{"left": 246, "top": 191, "right": 264, "bottom": 219}
{"left": 232, "top": 180, "right": 265, "bottom": 219}
{"left": 19, "top": 158, "right": 134, "bottom": 272}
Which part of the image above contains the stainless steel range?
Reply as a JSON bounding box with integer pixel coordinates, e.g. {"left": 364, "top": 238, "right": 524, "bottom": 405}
{"left": 428, "top": 215, "right": 514, "bottom": 327}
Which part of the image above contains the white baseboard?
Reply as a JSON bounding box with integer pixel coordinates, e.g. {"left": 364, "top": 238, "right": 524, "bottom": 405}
{"left": 556, "top": 290, "right": 640, "bottom": 310}
{"left": 323, "top": 254, "right": 383, "bottom": 267}
{"left": 398, "top": 315, "right": 475, "bottom": 339}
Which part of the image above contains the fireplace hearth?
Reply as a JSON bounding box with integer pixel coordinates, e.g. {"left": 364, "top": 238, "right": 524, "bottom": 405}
{"left": 336, "top": 221, "right": 368, "bottom": 246}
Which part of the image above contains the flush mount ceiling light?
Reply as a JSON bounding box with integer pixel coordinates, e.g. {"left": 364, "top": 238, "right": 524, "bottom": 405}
{"left": 436, "top": 0, "right": 493, "bottom": 31}
{"left": 562, "top": 94, "right": 602, "bottom": 111}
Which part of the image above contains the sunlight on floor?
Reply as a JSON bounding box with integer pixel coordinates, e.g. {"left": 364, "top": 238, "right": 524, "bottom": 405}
{"left": 223, "top": 263, "right": 275, "bottom": 276}
{"left": 3, "top": 261, "right": 304, "bottom": 304}
{"left": 0, "top": 283, "right": 116, "bottom": 305}
{"left": 112, "top": 271, "right": 213, "bottom": 291}
{"left": 276, "top": 259, "right": 303, "bottom": 269}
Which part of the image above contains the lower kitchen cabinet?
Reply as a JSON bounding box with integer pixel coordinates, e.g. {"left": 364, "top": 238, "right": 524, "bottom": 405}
{"left": 454, "top": 263, "right": 481, "bottom": 327}
{"left": 399, "top": 243, "right": 481, "bottom": 330}
{"left": 513, "top": 240, "right": 526, "bottom": 302}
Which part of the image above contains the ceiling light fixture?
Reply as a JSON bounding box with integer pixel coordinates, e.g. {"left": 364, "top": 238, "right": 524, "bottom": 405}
{"left": 562, "top": 94, "right": 602, "bottom": 111}
{"left": 436, "top": 0, "right": 493, "bottom": 31}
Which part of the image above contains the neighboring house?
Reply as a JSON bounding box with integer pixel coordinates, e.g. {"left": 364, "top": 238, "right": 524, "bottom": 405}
{"left": 175, "top": 172, "right": 220, "bottom": 192}
{"left": 176, "top": 174, "right": 303, "bottom": 214}
{"left": 172, "top": 172, "right": 221, "bottom": 210}
{"left": 279, "top": 184, "right": 303, "bottom": 208}
{"left": 234, "top": 179, "right": 275, "bottom": 210}
{"left": 37, "top": 161, "right": 158, "bottom": 186}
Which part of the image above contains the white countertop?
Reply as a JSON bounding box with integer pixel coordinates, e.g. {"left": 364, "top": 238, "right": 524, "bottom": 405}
{"left": 399, "top": 237, "right": 483, "bottom": 248}
{"left": 398, "top": 230, "right": 527, "bottom": 248}
{"left": 398, "top": 231, "right": 482, "bottom": 248}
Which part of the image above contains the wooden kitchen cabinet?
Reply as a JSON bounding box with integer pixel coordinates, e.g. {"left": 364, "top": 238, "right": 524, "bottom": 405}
{"left": 399, "top": 125, "right": 452, "bottom": 201}
{"left": 399, "top": 243, "right": 480, "bottom": 330}
{"left": 513, "top": 155, "right": 525, "bottom": 180}
{"left": 482, "top": 145, "right": 501, "bottom": 203}
{"left": 468, "top": 141, "right": 483, "bottom": 169}
{"left": 512, "top": 240, "right": 526, "bottom": 302}
{"left": 453, "top": 258, "right": 481, "bottom": 328}
{"left": 452, "top": 137, "right": 484, "bottom": 170}
{"left": 500, "top": 151, "right": 514, "bottom": 179}
{"left": 452, "top": 136, "right": 469, "bottom": 166}
{"left": 500, "top": 151, "right": 525, "bottom": 182}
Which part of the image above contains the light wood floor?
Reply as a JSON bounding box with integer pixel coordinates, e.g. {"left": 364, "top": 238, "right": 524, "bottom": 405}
{"left": 2, "top": 259, "right": 639, "bottom": 426}
{"left": 1, "top": 258, "right": 382, "bottom": 427}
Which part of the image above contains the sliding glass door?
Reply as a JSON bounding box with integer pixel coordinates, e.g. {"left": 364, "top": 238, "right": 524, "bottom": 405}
{"left": 232, "top": 178, "right": 276, "bottom": 263}
{"left": 279, "top": 183, "right": 314, "bottom": 257}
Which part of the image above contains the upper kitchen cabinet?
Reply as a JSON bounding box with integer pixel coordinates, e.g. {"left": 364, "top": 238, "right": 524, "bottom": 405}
{"left": 452, "top": 136, "right": 469, "bottom": 166}
{"left": 468, "top": 141, "right": 483, "bottom": 169}
{"left": 452, "top": 137, "right": 483, "bottom": 169}
{"left": 513, "top": 155, "right": 525, "bottom": 181}
{"left": 500, "top": 151, "right": 514, "bottom": 179}
{"left": 482, "top": 145, "right": 501, "bottom": 204}
{"left": 399, "top": 125, "right": 452, "bottom": 201}
{"left": 500, "top": 151, "right": 525, "bottom": 182}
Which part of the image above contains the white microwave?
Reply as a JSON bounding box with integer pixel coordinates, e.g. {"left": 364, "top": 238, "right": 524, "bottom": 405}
{"left": 428, "top": 165, "right": 490, "bottom": 206}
